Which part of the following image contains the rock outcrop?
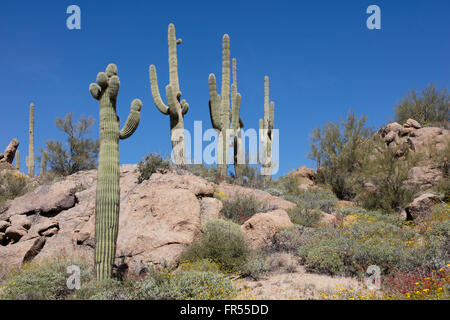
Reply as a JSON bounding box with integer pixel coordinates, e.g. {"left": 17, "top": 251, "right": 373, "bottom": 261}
{"left": 240, "top": 209, "right": 294, "bottom": 250}
{"left": 0, "top": 164, "right": 297, "bottom": 277}
{"left": 400, "top": 193, "right": 440, "bottom": 221}
{"left": 287, "top": 166, "right": 316, "bottom": 191}
{"left": 378, "top": 120, "right": 449, "bottom": 190}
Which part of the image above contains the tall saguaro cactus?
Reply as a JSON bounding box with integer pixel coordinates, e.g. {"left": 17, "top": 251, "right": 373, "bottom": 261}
{"left": 208, "top": 34, "right": 243, "bottom": 177}
{"left": 89, "top": 63, "right": 142, "bottom": 280}
{"left": 149, "top": 23, "right": 189, "bottom": 165}
{"left": 26, "top": 103, "right": 35, "bottom": 177}
{"left": 259, "top": 76, "right": 275, "bottom": 179}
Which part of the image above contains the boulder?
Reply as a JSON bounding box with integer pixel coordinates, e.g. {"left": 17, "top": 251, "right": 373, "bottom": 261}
{"left": 0, "top": 180, "right": 78, "bottom": 220}
{"left": 200, "top": 197, "right": 223, "bottom": 225}
{"left": 404, "top": 119, "right": 421, "bottom": 129}
{"left": 5, "top": 225, "right": 27, "bottom": 242}
{"left": 240, "top": 209, "right": 294, "bottom": 250}
{"left": 403, "top": 193, "right": 440, "bottom": 221}
{"left": 217, "top": 183, "right": 296, "bottom": 211}
{"left": 0, "top": 220, "right": 11, "bottom": 232}
{"left": 287, "top": 166, "right": 316, "bottom": 191}
{"left": 1, "top": 138, "right": 19, "bottom": 164}
{"left": 9, "top": 215, "right": 32, "bottom": 230}
{"left": 384, "top": 131, "right": 397, "bottom": 144}
{"left": 319, "top": 212, "right": 337, "bottom": 226}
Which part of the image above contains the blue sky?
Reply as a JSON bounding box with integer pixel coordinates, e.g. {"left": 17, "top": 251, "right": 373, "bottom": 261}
{"left": 0, "top": 0, "right": 449, "bottom": 177}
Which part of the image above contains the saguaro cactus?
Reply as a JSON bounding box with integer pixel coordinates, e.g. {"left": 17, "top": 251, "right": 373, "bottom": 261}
{"left": 208, "top": 34, "right": 243, "bottom": 177}
{"left": 259, "top": 76, "right": 275, "bottom": 179}
{"left": 16, "top": 150, "right": 20, "bottom": 171}
{"left": 89, "top": 63, "right": 142, "bottom": 280}
{"left": 26, "top": 103, "right": 35, "bottom": 177}
{"left": 40, "top": 150, "right": 48, "bottom": 176}
{"left": 149, "top": 23, "right": 189, "bottom": 165}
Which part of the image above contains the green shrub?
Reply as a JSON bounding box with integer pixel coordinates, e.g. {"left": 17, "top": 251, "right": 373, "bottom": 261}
{"left": 0, "top": 172, "right": 28, "bottom": 205}
{"left": 182, "top": 219, "right": 249, "bottom": 272}
{"left": 137, "top": 153, "right": 170, "bottom": 183}
{"left": 0, "top": 257, "right": 93, "bottom": 300}
{"left": 288, "top": 207, "right": 322, "bottom": 227}
{"left": 272, "top": 226, "right": 305, "bottom": 253}
{"left": 69, "top": 278, "right": 135, "bottom": 300}
{"left": 304, "top": 239, "right": 346, "bottom": 275}
{"left": 170, "top": 270, "right": 236, "bottom": 300}
{"left": 308, "top": 110, "right": 374, "bottom": 200}
{"left": 238, "top": 256, "right": 270, "bottom": 279}
{"left": 221, "top": 194, "right": 273, "bottom": 224}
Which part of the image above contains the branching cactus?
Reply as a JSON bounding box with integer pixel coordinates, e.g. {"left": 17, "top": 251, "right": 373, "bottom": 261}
{"left": 259, "top": 76, "right": 275, "bottom": 179}
{"left": 26, "top": 103, "right": 35, "bottom": 177}
{"left": 89, "top": 63, "right": 142, "bottom": 280}
{"left": 149, "top": 24, "right": 189, "bottom": 165}
{"left": 209, "top": 35, "right": 243, "bottom": 177}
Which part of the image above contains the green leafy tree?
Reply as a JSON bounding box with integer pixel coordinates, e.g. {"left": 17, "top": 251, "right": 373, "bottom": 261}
{"left": 40, "top": 112, "right": 99, "bottom": 176}
{"left": 308, "top": 110, "right": 374, "bottom": 200}
{"left": 395, "top": 83, "right": 449, "bottom": 128}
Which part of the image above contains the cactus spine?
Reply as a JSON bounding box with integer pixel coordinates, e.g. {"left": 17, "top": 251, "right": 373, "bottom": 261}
{"left": 259, "top": 76, "right": 275, "bottom": 179}
{"left": 16, "top": 150, "right": 20, "bottom": 171}
{"left": 208, "top": 35, "right": 243, "bottom": 177}
{"left": 41, "top": 150, "right": 47, "bottom": 176}
{"left": 26, "top": 103, "right": 35, "bottom": 177}
{"left": 150, "top": 24, "right": 189, "bottom": 165}
{"left": 89, "top": 63, "right": 142, "bottom": 280}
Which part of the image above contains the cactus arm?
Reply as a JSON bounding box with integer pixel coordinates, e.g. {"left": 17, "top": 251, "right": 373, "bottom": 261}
{"left": 90, "top": 83, "right": 102, "bottom": 100}
{"left": 149, "top": 65, "right": 170, "bottom": 115}
{"left": 231, "top": 86, "right": 241, "bottom": 130}
{"left": 269, "top": 101, "right": 275, "bottom": 130}
{"left": 119, "top": 99, "right": 142, "bottom": 140}
{"left": 208, "top": 73, "right": 222, "bottom": 130}
{"left": 181, "top": 99, "right": 189, "bottom": 115}
{"left": 168, "top": 23, "right": 180, "bottom": 94}
{"left": 28, "top": 103, "right": 35, "bottom": 177}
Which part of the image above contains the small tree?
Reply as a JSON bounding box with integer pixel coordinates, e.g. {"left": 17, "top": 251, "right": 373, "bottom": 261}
{"left": 395, "top": 83, "right": 449, "bottom": 128}
{"left": 357, "top": 136, "right": 419, "bottom": 212}
{"left": 308, "top": 110, "right": 374, "bottom": 200}
{"left": 40, "top": 112, "right": 99, "bottom": 176}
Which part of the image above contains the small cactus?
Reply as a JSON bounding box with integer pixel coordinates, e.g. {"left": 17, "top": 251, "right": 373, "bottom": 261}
{"left": 208, "top": 35, "right": 243, "bottom": 177}
{"left": 40, "top": 150, "right": 48, "bottom": 176}
{"left": 89, "top": 63, "right": 142, "bottom": 280}
{"left": 259, "top": 76, "right": 275, "bottom": 179}
{"left": 26, "top": 103, "right": 35, "bottom": 177}
{"left": 149, "top": 24, "right": 189, "bottom": 165}
{"left": 16, "top": 150, "right": 20, "bottom": 171}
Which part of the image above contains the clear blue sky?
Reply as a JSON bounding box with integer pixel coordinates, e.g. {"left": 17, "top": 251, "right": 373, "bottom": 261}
{"left": 0, "top": 0, "right": 449, "bottom": 177}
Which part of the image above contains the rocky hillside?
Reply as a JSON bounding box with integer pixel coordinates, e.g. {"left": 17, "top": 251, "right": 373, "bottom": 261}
{"left": 0, "top": 165, "right": 296, "bottom": 277}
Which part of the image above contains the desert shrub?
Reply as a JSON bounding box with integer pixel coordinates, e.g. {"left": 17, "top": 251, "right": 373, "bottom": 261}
{"left": 69, "top": 278, "right": 135, "bottom": 300}
{"left": 308, "top": 110, "right": 374, "bottom": 200}
{"left": 177, "top": 259, "right": 222, "bottom": 273}
{"left": 272, "top": 226, "right": 305, "bottom": 253}
{"left": 288, "top": 207, "right": 322, "bottom": 227}
{"left": 181, "top": 219, "right": 249, "bottom": 272}
{"left": 182, "top": 163, "right": 225, "bottom": 184}
{"left": 239, "top": 255, "right": 270, "bottom": 279}
{"left": 0, "top": 172, "right": 28, "bottom": 204}
{"left": 221, "top": 194, "right": 273, "bottom": 224}
{"left": 304, "top": 238, "right": 346, "bottom": 275}
{"left": 137, "top": 153, "right": 170, "bottom": 183}
{"left": 169, "top": 270, "right": 236, "bottom": 300}
{"left": 266, "top": 252, "right": 299, "bottom": 273}
{"left": 41, "top": 112, "right": 99, "bottom": 176}
{"left": 0, "top": 257, "right": 93, "bottom": 300}
{"left": 356, "top": 136, "right": 419, "bottom": 213}
{"left": 394, "top": 83, "right": 449, "bottom": 129}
